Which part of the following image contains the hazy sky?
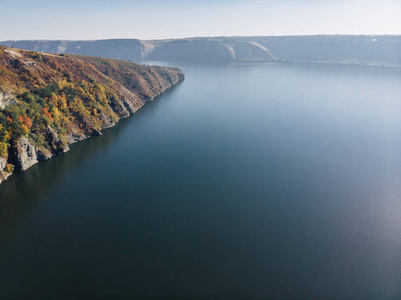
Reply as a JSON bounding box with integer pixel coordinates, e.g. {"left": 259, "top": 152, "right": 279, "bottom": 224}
{"left": 1, "top": 0, "right": 401, "bottom": 40}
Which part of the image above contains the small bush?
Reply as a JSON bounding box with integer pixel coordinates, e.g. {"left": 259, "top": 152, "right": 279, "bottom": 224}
{"left": 5, "top": 163, "right": 14, "bottom": 174}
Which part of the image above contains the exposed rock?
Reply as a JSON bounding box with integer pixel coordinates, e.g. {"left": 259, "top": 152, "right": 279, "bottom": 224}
{"left": 99, "top": 112, "right": 116, "bottom": 129}
{"left": 120, "top": 87, "right": 145, "bottom": 114}
{"left": 0, "top": 46, "right": 184, "bottom": 185}
{"left": 0, "top": 91, "right": 18, "bottom": 109}
{"left": 24, "top": 61, "right": 36, "bottom": 67}
{"left": 0, "top": 156, "right": 10, "bottom": 184}
{"left": 4, "top": 48, "right": 23, "bottom": 59}
{"left": 12, "top": 136, "right": 52, "bottom": 171}
{"left": 0, "top": 157, "right": 6, "bottom": 171}
{"left": 231, "top": 41, "right": 278, "bottom": 62}
{"left": 47, "top": 127, "right": 70, "bottom": 154}
{"left": 66, "top": 126, "right": 86, "bottom": 144}
{"left": 66, "top": 133, "right": 86, "bottom": 144}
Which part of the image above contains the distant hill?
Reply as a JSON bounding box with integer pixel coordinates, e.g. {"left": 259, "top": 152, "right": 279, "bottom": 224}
{"left": 1, "top": 37, "right": 278, "bottom": 64}
{"left": 0, "top": 46, "right": 184, "bottom": 183}
{"left": 0, "top": 39, "right": 148, "bottom": 62}
{"left": 2, "top": 35, "right": 401, "bottom": 66}
{"left": 145, "top": 38, "right": 277, "bottom": 63}
{"left": 248, "top": 35, "right": 401, "bottom": 67}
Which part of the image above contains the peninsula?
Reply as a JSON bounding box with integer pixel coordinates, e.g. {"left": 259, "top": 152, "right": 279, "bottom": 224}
{"left": 0, "top": 46, "right": 184, "bottom": 184}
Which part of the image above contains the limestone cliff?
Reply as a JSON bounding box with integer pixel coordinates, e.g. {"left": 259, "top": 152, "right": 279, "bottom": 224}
{"left": 11, "top": 136, "right": 52, "bottom": 171}
{"left": 0, "top": 91, "right": 18, "bottom": 109}
{"left": 0, "top": 156, "right": 10, "bottom": 183}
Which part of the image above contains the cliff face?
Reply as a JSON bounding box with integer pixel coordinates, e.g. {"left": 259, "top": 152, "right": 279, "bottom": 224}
{"left": 0, "top": 46, "right": 184, "bottom": 184}
{"left": 146, "top": 38, "right": 277, "bottom": 63}
{"left": 0, "top": 91, "right": 18, "bottom": 109}
{"left": 251, "top": 35, "right": 401, "bottom": 67}
{"left": 0, "top": 156, "right": 10, "bottom": 183}
{"left": 11, "top": 136, "right": 52, "bottom": 171}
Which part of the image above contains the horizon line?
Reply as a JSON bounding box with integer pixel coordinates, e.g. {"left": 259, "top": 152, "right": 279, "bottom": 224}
{"left": 2, "top": 34, "right": 401, "bottom": 43}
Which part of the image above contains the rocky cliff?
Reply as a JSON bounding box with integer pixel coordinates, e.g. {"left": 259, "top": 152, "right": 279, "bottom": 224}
{"left": 0, "top": 46, "right": 184, "bottom": 184}
{"left": 0, "top": 90, "right": 18, "bottom": 109}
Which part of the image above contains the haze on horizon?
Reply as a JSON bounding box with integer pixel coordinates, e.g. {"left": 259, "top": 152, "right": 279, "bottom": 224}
{"left": 1, "top": 0, "right": 401, "bottom": 41}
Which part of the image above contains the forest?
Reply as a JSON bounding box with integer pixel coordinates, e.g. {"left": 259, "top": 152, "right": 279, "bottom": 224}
{"left": 0, "top": 46, "right": 184, "bottom": 177}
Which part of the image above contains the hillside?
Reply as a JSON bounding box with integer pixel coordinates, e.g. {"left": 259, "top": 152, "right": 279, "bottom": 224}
{"left": 1, "top": 38, "right": 277, "bottom": 64}
{"left": 0, "top": 39, "right": 150, "bottom": 62}
{"left": 249, "top": 35, "right": 401, "bottom": 67}
{"left": 145, "top": 38, "right": 277, "bottom": 63}
{"left": 0, "top": 46, "right": 184, "bottom": 184}
{"left": 3, "top": 35, "right": 401, "bottom": 66}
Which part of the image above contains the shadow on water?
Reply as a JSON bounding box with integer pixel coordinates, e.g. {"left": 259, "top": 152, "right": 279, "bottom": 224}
{"left": 0, "top": 83, "right": 182, "bottom": 241}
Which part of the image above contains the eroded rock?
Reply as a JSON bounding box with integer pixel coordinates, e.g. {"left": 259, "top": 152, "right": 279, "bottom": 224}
{"left": 12, "top": 136, "right": 52, "bottom": 171}
{"left": 0, "top": 91, "right": 18, "bottom": 109}
{"left": 47, "top": 127, "right": 70, "bottom": 154}
{"left": 0, "top": 156, "right": 10, "bottom": 184}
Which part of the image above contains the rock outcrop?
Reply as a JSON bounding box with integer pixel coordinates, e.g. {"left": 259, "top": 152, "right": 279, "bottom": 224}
{"left": 46, "top": 127, "right": 70, "bottom": 154}
{"left": 11, "top": 136, "right": 52, "bottom": 171}
{"left": 0, "top": 91, "right": 18, "bottom": 109}
{"left": 0, "top": 156, "right": 10, "bottom": 184}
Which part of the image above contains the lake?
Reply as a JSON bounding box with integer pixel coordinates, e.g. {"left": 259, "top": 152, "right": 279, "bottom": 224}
{"left": 1, "top": 62, "right": 401, "bottom": 299}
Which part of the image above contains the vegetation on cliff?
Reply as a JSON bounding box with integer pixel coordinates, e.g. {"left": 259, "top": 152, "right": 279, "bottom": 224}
{"left": 0, "top": 46, "right": 184, "bottom": 181}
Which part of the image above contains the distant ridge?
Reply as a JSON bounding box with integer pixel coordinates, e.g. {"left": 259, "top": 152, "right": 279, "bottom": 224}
{"left": 1, "top": 37, "right": 278, "bottom": 64}
{"left": 2, "top": 35, "right": 401, "bottom": 67}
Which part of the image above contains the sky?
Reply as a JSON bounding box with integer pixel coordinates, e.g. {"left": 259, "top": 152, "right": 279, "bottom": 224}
{"left": 1, "top": 0, "right": 401, "bottom": 40}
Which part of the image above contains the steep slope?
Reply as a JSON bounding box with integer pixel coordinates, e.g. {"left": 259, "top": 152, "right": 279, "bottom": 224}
{"left": 1, "top": 39, "right": 148, "bottom": 62}
{"left": 250, "top": 35, "right": 401, "bottom": 67}
{"left": 146, "top": 38, "right": 237, "bottom": 63}
{"left": 2, "top": 37, "right": 278, "bottom": 63}
{"left": 0, "top": 46, "right": 184, "bottom": 183}
{"left": 146, "top": 38, "right": 277, "bottom": 63}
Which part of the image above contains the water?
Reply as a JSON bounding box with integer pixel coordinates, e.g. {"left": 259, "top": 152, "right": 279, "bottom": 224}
{"left": 1, "top": 62, "right": 401, "bottom": 299}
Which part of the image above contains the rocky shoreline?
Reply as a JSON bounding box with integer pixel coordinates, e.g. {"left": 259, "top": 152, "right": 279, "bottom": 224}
{"left": 5, "top": 81, "right": 182, "bottom": 178}
{"left": 0, "top": 47, "right": 184, "bottom": 185}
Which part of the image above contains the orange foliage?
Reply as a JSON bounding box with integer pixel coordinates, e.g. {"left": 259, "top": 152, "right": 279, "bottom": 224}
{"left": 18, "top": 115, "right": 33, "bottom": 129}
{"left": 42, "top": 107, "right": 54, "bottom": 122}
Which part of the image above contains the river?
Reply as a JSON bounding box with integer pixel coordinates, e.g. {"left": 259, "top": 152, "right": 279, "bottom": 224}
{"left": 1, "top": 62, "right": 401, "bottom": 299}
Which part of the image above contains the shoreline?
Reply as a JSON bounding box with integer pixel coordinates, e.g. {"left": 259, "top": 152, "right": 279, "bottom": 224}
{"left": 0, "top": 75, "right": 184, "bottom": 186}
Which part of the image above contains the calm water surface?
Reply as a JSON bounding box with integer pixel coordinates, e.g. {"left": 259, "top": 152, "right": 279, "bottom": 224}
{"left": 1, "top": 63, "right": 401, "bottom": 299}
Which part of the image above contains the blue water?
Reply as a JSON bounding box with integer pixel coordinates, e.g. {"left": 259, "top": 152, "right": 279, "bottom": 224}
{"left": 1, "top": 63, "right": 401, "bottom": 299}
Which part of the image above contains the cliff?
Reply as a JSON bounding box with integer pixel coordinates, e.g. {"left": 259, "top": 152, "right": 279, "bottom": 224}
{"left": 0, "top": 46, "right": 184, "bottom": 184}
{"left": 249, "top": 35, "right": 401, "bottom": 68}
{"left": 145, "top": 38, "right": 277, "bottom": 63}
